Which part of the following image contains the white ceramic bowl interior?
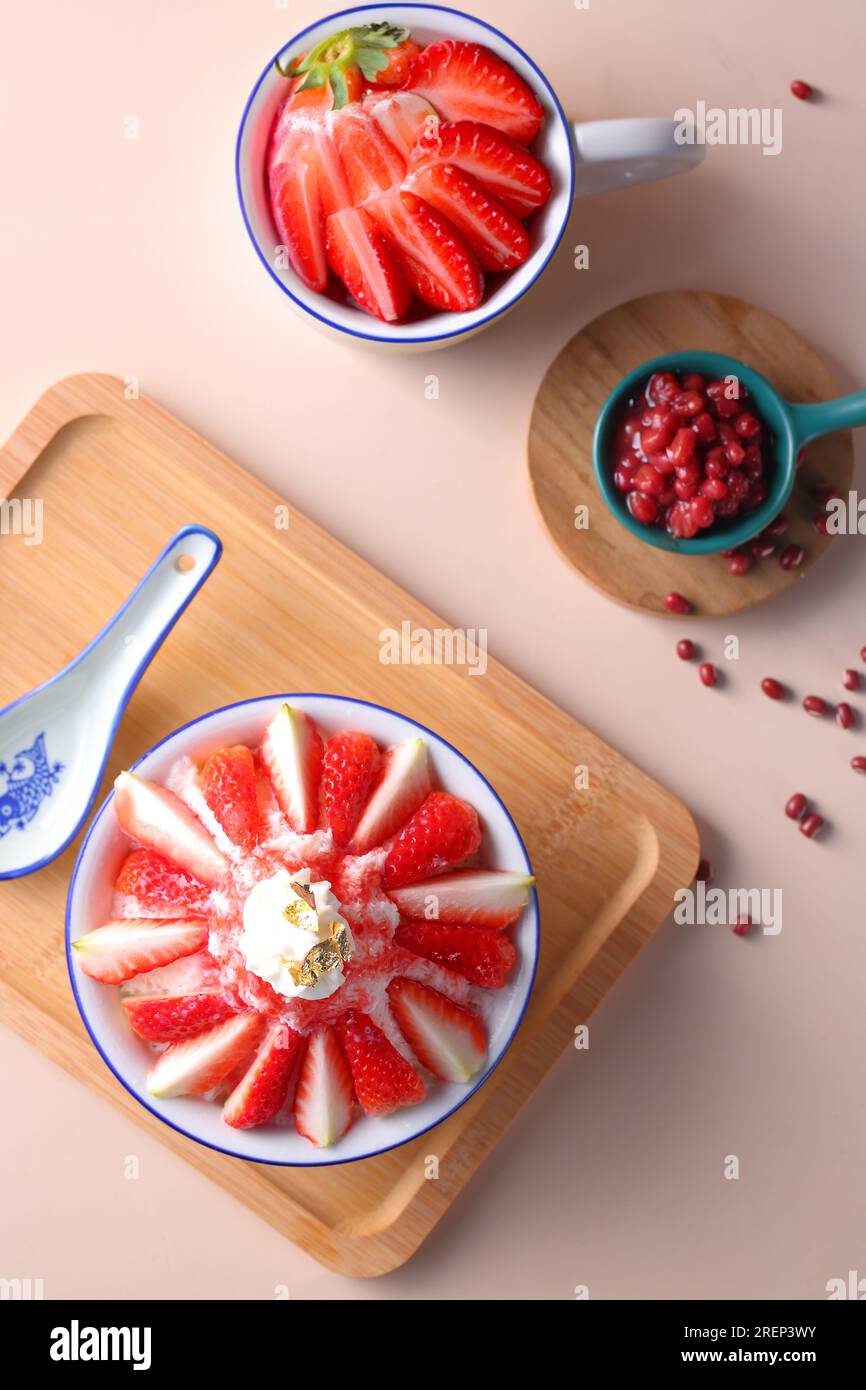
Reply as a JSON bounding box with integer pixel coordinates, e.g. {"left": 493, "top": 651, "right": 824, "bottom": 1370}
{"left": 67, "top": 694, "right": 539, "bottom": 1167}
{"left": 235, "top": 3, "right": 574, "bottom": 346}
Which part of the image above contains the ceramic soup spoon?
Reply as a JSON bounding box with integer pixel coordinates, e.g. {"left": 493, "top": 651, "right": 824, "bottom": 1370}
{"left": 593, "top": 350, "right": 866, "bottom": 554}
{"left": 0, "top": 525, "right": 221, "bottom": 879}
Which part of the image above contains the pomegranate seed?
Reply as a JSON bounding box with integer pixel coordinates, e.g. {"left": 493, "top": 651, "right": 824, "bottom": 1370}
{"left": 785, "top": 793, "right": 807, "bottom": 820}
{"left": 732, "top": 914, "right": 752, "bottom": 936}
{"left": 761, "top": 677, "right": 785, "bottom": 700}
{"left": 727, "top": 551, "right": 752, "bottom": 576}
{"left": 799, "top": 813, "right": 824, "bottom": 839}
{"left": 676, "top": 639, "right": 696, "bottom": 660}
{"left": 803, "top": 695, "right": 828, "bottom": 717}
{"left": 762, "top": 514, "right": 788, "bottom": 538}
{"left": 700, "top": 662, "right": 718, "bottom": 687}
{"left": 779, "top": 544, "right": 805, "bottom": 571}
{"left": 851, "top": 756, "right": 866, "bottom": 774}
{"left": 664, "top": 591, "right": 692, "bottom": 614}
{"left": 682, "top": 372, "right": 706, "bottom": 392}
{"left": 734, "top": 412, "right": 761, "bottom": 439}
{"left": 843, "top": 669, "right": 860, "bottom": 691}
{"left": 628, "top": 490, "right": 658, "bottom": 525}
{"left": 751, "top": 540, "right": 776, "bottom": 561}
{"left": 836, "top": 702, "right": 855, "bottom": 729}
{"left": 672, "top": 390, "right": 705, "bottom": 418}
{"left": 790, "top": 79, "right": 813, "bottom": 100}
{"left": 697, "top": 858, "right": 714, "bottom": 886}
{"left": 724, "top": 441, "right": 746, "bottom": 467}
{"left": 635, "top": 463, "right": 665, "bottom": 496}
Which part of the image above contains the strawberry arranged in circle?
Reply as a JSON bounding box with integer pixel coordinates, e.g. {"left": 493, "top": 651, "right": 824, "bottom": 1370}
{"left": 383, "top": 791, "right": 482, "bottom": 888}
{"left": 321, "top": 731, "right": 381, "bottom": 847}
{"left": 261, "top": 703, "right": 323, "bottom": 834}
{"left": 148, "top": 1014, "right": 266, "bottom": 1099}
{"left": 336, "top": 1010, "right": 425, "bottom": 1115}
{"left": 201, "top": 744, "right": 261, "bottom": 851}
{"left": 388, "top": 867, "right": 534, "bottom": 929}
{"left": 267, "top": 24, "right": 551, "bottom": 320}
{"left": 293, "top": 1026, "right": 356, "bottom": 1146}
{"left": 73, "top": 918, "right": 210, "bottom": 984}
{"left": 122, "top": 991, "right": 236, "bottom": 1043}
{"left": 115, "top": 847, "right": 210, "bottom": 913}
{"left": 388, "top": 977, "right": 486, "bottom": 1082}
{"left": 395, "top": 919, "right": 516, "bottom": 989}
{"left": 224, "top": 1021, "right": 305, "bottom": 1129}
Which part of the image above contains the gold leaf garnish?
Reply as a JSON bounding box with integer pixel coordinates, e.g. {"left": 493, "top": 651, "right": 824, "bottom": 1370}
{"left": 290, "top": 880, "right": 317, "bottom": 911}
{"left": 332, "top": 921, "right": 353, "bottom": 963}
{"left": 283, "top": 898, "right": 318, "bottom": 932}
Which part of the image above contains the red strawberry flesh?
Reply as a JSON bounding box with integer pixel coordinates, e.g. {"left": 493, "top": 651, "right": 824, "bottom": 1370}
{"left": 406, "top": 40, "right": 544, "bottom": 146}
{"left": 383, "top": 791, "right": 482, "bottom": 888}
{"left": 336, "top": 1010, "right": 425, "bottom": 1115}
{"left": 396, "top": 919, "right": 516, "bottom": 988}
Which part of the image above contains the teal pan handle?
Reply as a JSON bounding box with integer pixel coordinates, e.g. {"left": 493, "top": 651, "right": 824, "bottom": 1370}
{"left": 788, "top": 390, "right": 866, "bottom": 449}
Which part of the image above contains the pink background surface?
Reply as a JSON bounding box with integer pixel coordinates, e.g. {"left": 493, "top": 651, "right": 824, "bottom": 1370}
{"left": 2, "top": 0, "right": 865, "bottom": 1299}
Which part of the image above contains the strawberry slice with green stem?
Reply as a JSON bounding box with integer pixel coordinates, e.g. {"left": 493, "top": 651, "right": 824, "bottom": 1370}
{"left": 276, "top": 22, "right": 414, "bottom": 110}
{"left": 408, "top": 119, "right": 552, "bottom": 217}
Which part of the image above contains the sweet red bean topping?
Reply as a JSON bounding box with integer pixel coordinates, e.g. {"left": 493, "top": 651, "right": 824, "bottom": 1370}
{"left": 785, "top": 793, "right": 807, "bottom": 820}
{"left": 803, "top": 695, "right": 828, "bottom": 717}
{"left": 761, "top": 677, "right": 785, "bottom": 700}
{"left": 799, "top": 813, "right": 824, "bottom": 839}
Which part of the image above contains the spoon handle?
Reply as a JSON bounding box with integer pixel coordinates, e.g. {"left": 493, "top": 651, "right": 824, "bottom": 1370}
{"left": 787, "top": 390, "right": 866, "bottom": 449}
{"left": 79, "top": 526, "right": 222, "bottom": 711}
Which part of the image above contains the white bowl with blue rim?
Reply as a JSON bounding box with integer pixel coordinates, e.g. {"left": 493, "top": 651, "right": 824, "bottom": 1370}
{"left": 236, "top": 2, "right": 704, "bottom": 349}
{"left": 66, "top": 694, "right": 539, "bottom": 1167}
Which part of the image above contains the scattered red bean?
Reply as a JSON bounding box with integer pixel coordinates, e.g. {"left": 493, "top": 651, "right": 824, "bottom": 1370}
{"left": 751, "top": 539, "right": 776, "bottom": 561}
{"left": 851, "top": 756, "right": 866, "bottom": 774}
{"left": 732, "top": 914, "right": 753, "bottom": 936}
{"left": 779, "top": 544, "right": 805, "bottom": 571}
{"left": 785, "top": 793, "right": 807, "bottom": 820}
{"left": 836, "top": 702, "right": 855, "bottom": 729}
{"left": 861, "top": 646, "right": 866, "bottom": 664}
{"left": 790, "top": 79, "right": 813, "bottom": 101}
{"left": 697, "top": 858, "right": 714, "bottom": 886}
{"left": 843, "top": 669, "right": 860, "bottom": 691}
{"left": 803, "top": 695, "right": 828, "bottom": 717}
{"left": 761, "top": 677, "right": 785, "bottom": 700}
{"left": 700, "top": 662, "right": 718, "bottom": 687}
{"left": 676, "top": 639, "right": 696, "bottom": 660}
{"left": 800, "top": 813, "right": 824, "bottom": 839}
{"left": 762, "top": 514, "right": 788, "bottom": 538}
{"left": 727, "top": 551, "right": 752, "bottom": 577}
{"left": 665, "top": 591, "right": 692, "bottom": 615}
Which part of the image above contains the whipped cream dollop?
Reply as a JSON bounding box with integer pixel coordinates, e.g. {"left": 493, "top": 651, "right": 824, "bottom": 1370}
{"left": 239, "top": 868, "right": 354, "bottom": 1001}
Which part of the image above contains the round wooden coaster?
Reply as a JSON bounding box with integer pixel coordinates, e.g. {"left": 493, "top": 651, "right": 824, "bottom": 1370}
{"left": 527, "top": 290, "right": 854, "bottom": 617}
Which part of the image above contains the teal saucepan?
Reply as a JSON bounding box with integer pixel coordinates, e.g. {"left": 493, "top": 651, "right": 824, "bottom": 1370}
{"left": 593, "top": 350, "right": 866, "bottom": 555}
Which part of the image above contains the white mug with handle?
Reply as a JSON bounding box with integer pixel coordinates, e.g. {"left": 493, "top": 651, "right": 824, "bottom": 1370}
{"left": 236, "top": 3, "right": 704, "bottom": 349}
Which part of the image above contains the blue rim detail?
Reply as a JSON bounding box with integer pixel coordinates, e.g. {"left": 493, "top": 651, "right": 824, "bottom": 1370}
{"left": 66, "top": 693, "right": 541, "bottom": 1169}
{"left": 0, "top": 526, "right": 222, "bottom": 880}
{"left": 234, "top": 3, "right": 576, "bottom": 346}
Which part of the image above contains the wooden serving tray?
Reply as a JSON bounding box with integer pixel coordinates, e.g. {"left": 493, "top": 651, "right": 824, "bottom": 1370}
{"left": 528, "top": 291, "right": 854, "bottom": 617}
{"left": 0, "top": 375, "right": 698, "bottom": 1276}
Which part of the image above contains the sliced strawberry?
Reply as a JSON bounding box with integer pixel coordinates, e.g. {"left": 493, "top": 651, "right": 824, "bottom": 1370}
{"left": 73, "top": 918, "right": 209, "bottom": 985}
{"left": 336, "top": 1010, "right": 425, "bottom": 1115}
{"left": 366, "top": 188, "right": 483, "bottom": 312}
{"left": 114, "top": 847, "right": 210, "bottom": 913}
{"left": 408, "top": 119, "right": 552, "bottom": 216}
{"left": 329, "top": 106, "right": 406, "bottom": 203}
{"left": 405, "top": 163, "right": 529, "bottom": 271}
{"left": 113, "top": 771, "right": 227, "bottom": 887}
{"left": 388, "top": 868, "right": 533, "bottom": 929}
{"left": 367, "top": 36, "right": 421, "bottom": 87}
{"left": 200, "top": 745, "right": 261, "bottom": 851}
{"left": 321, "top": 731, "right": 381, "bottom": 847}
{"left": 350, "top": 737, "right": 431, "bottom": 853}
{"left": 365, "top": 90, "right": 438, "bottom": 160}
{"left": 122, "top": 991, "right": 236, "bottom": 1042}
{"left": 260, "top": 704, "right": 323, "bottom": 834}
{"left": 277, "top": 23, "right": 409, "bottom": 110}
{"left": 270, "top": 149, "right": 328, "bottom": 293}
{"left": 325, "top": 206, "right": 411, "bottom": 322}
{"left": 406, "top": 40, "right": 544, "bottom": 146}
{"left": 383, "top": 791, "right": 481, "bottom": 889}
{"left": 147, "top": 1013, "right": 265, "bottom": 1099}
{"left": 388, "top": 977, "right": 487, "bottom": 1082}
{"left": 396, "top": 919, "right": 516, "bottom": 989}
{"left": 223, "top": 1021, "right": 305, "bottom": 1129}
{"left": 293, "top": 1027, "right": 355, "bottom": 1146}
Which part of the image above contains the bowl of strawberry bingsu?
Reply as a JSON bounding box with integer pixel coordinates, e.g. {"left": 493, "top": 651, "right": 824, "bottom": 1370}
{"left": 67, "top": 696, "right": 538, "bottom": 1165}
{"left": 236, "top": 4, "right": 575, "bottom": 347}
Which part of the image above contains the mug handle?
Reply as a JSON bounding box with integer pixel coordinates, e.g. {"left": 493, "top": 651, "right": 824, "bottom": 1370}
{"left": 571, "top": 117, "right": 705, "bottom": 197}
